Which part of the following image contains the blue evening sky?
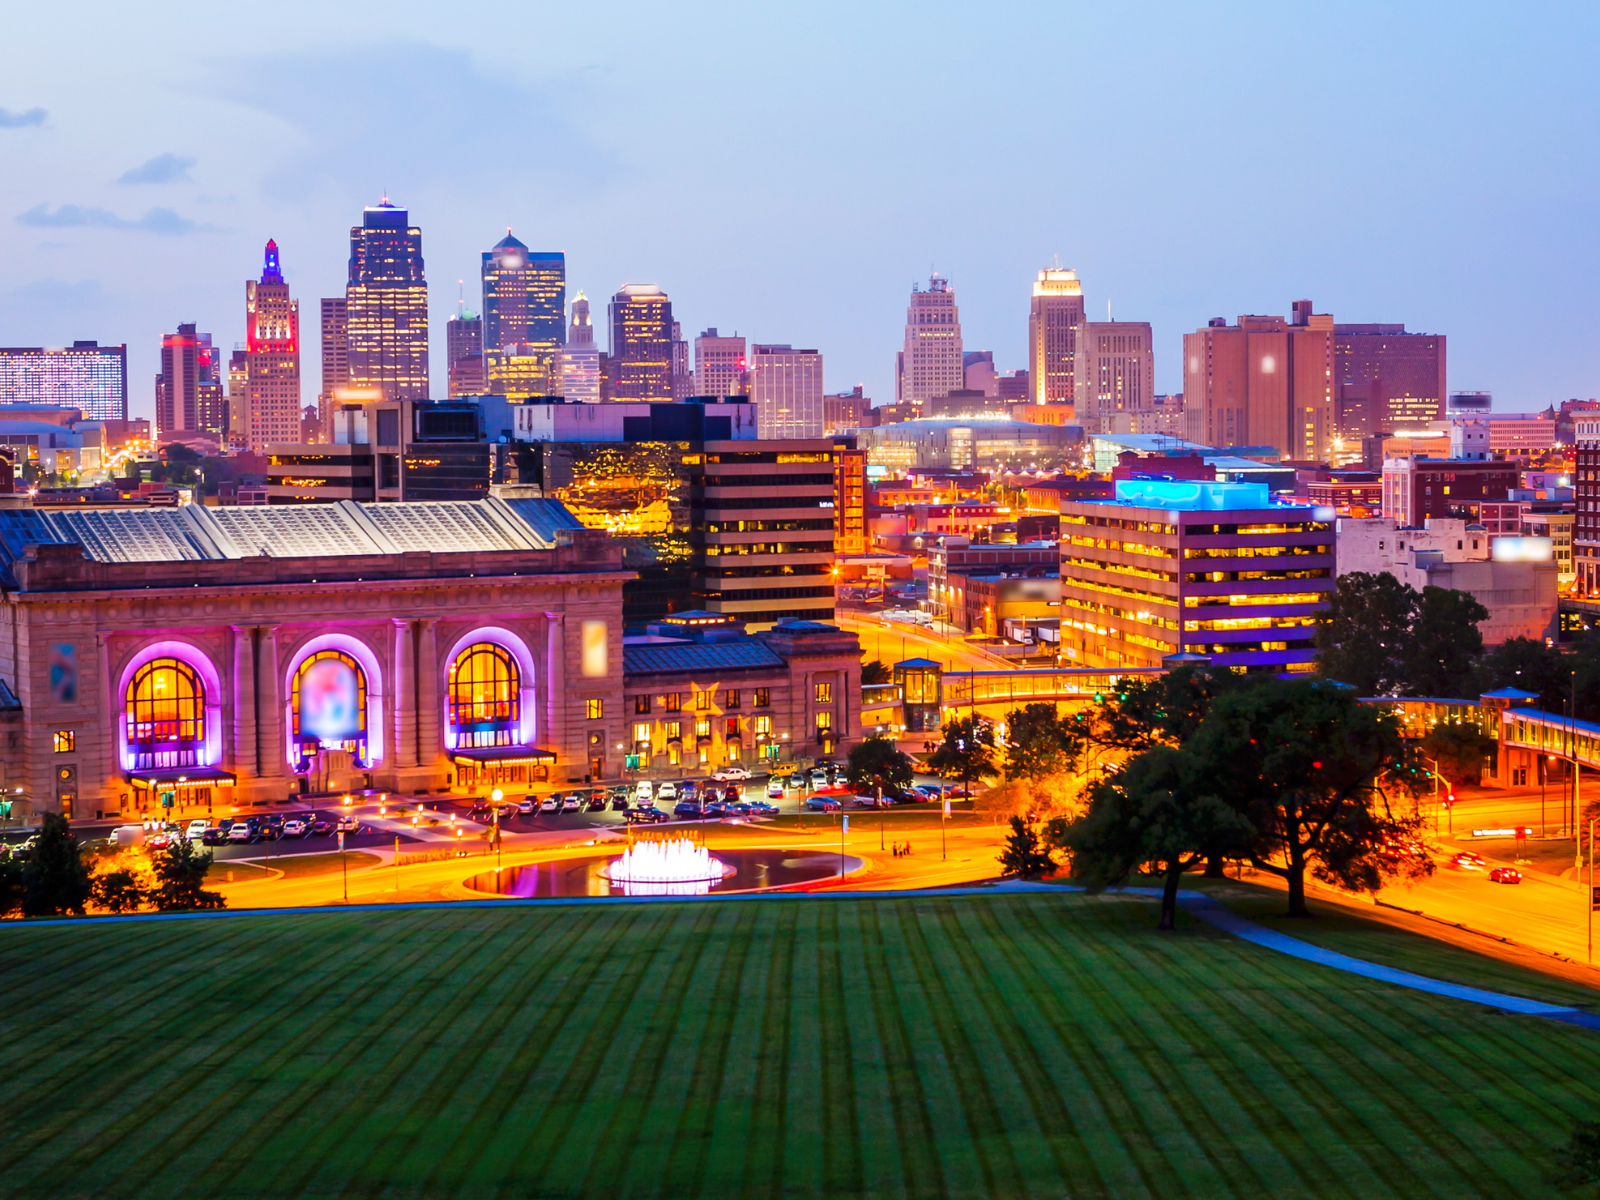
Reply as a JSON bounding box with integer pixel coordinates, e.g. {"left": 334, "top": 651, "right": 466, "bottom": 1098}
{"left": 1, "top": 1, "right": 1596, "bottom": 420}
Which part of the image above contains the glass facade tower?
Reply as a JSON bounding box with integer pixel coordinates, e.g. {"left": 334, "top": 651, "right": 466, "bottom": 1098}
{"left": 345, "top": 201, "right": 429, "bottom": 401}
{"left": 0, "top": 343, "right": 127, "bottom": 420}
{"left": 609, "top": 285, "right": 674, "bottom": 401}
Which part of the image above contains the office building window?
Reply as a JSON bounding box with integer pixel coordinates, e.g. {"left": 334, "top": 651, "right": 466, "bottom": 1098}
{"left": 695, "top": 689, "right": 711, "bottom": 710}
{"left": 586, "top": 698, "right": 604, "bottom": 720}
{"left": 725, "top": 717, "right": 739, "bottom": 739}
{"left": 696, "top": 718, "right": 711, "bottom": 738}
{"left": 755, "top": 715, "right": 772, "bottom": 735}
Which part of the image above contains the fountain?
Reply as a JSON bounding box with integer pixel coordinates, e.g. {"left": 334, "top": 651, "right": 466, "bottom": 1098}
{"left": 601, "top": 836, "right": 735, "bottom": 896}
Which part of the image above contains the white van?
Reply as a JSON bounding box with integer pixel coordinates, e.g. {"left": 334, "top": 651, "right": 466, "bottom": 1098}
{"left": 633, "top": 780, "right": 654, "bottom": 805}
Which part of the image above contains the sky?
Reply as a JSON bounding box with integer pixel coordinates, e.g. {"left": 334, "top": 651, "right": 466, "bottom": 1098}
{"left": 1, "top": 1, "right": 1598, "bottom": 422}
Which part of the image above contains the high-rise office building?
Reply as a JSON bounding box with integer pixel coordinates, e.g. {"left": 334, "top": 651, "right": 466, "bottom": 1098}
{"left": 156, "top": 324, "right": 225, "bottom": 439}
{"left": 344, "top": 200, "right": 429, "bottom": 401}
{"left": 1333, "top": 324, "right": 1447, "bottom": 442}
{"left": 0, "top": 343, "right": 128, "bottom": 420}
{"left": 555, "top": 294, "right": 602, "bottom": 403}
{"left": 227, "top": 348, "right": 249, "bottom": 443}
{"left": 670, "top": 320, "right": 693, "bottom": 399}
{"left": 1029, "top": 268, "right": 1085, "bottom": 411}
{"left": 609, "top": 284, "right": 674, "bottom": 401}
{"left": 1078, "top": 321, "right": 1154, "bottom": 433}
{"left": 895, "top": 274, "right": 963, "bottom": 408}
{"left": 1182, "top": 305, "right": 1334, "bottom": 461}
{"left": 694, "top": 329, "right": 747, "bottom": 397}
{"left": 445, "top": 310, "right": 485, "bottom": 397}
{"left": 481, "top": 233, "right": 565, "bottom": 352}
{"left": 749, "top": 344, "right": 825, "bottom": 439}
{"left": 244, "top": 239, "right": 301, "bottom": 450}
{"left": 318, "top": 297, "right": 349, "bottom": 425}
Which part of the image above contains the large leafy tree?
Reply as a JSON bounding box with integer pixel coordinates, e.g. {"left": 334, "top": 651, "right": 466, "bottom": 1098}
{"left": 1474, "top": 636, "right": 1571, "bottom": 712}
{"left": 1399, "top": 585, "right": 1489, "bottom": 699}
{"left": 926, "top": 716, "right": 1000, "bottom": 794}
{"left": 1419, "top": 721, "right": 1495, "bottom": 787}
{"left": 844, "top": 736, "right": 914, "bottom": 796}
{"left": 151, "top": 838, "right": 224, "bottom": 912}
{"left": 1049, "top": 747, "right": 1253, "bottom": 929}
{"left": 1315, "top": 571, "right": 1416, "bottom": 694}
{"left": 1003, "top": 703, "right": 1083, "bottom": 781}
{"left": 1075, "top": 664, "right": 1234, "bottom": 752}
{"left": 21, "top": 813, "right": 90, "bottom": 918}
{"left": 1187, "top": 678, "right": 1431, "bottom": 917}
{"left": 860, "top": 659, "right": 892, "bottom": 686}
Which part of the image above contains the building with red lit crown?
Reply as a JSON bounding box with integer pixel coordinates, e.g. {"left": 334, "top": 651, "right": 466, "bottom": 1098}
{"left": 245, "top": 239, "right": 302, "bottom": 451}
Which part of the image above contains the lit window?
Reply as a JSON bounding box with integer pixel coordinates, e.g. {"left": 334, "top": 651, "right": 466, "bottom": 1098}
{"left": 815, "top": 682, "right": 833, "bottom": 704}
{"left": 725, "top": 717, "right": 739, "bottom": 738}
{"left": 725, "top": 689, "right": 741, "bottom": 709}
{"left": 52, "top": 730, "right": 75, "bottom": 753}
{"left": 586, "top": 698, "right": 604, "bottom": 720}
{"left": 816, "top": 711, "right": 833, "bottom": 731}
{"left": 447, "top": 642, "right": 519, "bottom": 749}
{"left": 633, "top": 694, "right": 652, "bottom": 715}
{"left": 665, "top": 720, "right": 682, "bottom": 740}
{"left": 696, "top": 718, "right": 711, "bottom": 738}
{"left": 126, "top": 657, "right": 207, "bottom": 771}
{"left": 668, "top": 744, "right": 682, "bottom": 766}
{"left": 695, "top": 690, "right": 712, "bottom": 710}
{"left": 755, "top": 715, "right": 772, "bottom": 735}
{"left": 755, "top": 688, "right": 771, "bottom": 707}
{"left": 664, "top": 692, "right": 683, "bottom": 712}
{"left": 633, "top": 722, "right": 651, "bottom": 744}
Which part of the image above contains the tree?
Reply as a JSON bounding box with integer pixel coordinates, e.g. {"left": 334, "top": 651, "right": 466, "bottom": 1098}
{"left": 91, "top": 868, "right": 148, "bottom": 914}
{"left": 1048, "top": 747, "right": 1252, "bottom": 929}
{"left": 0, "top": 849, "right": 24, "bottom": 917}
{"left": 1419, "top": 721, "right": 1495, "bottom": 786}
{"left": 860, "top": 659, "right": 892, "bottom": 686}
{"left": 1399, "top": 585, "right": 1488, "bottom": 698}
{"left": 151, "top": 838, "right": 224, "bottom": 912}
{"left": 21, "top": 813, "right": 90, "bottom": 917}
{"left": 1003, "top": 703, "right": 1082, "bottom": 781}
{"left": 997, "top": 816, "right": 1057, "bottom": 880}
{"left": 1186, "top": 678, "right": 1431, "bottom": 917}
{"left": 1551, "top": 1119, "right": 1600, "bottom": 1191}
{"left": 1315, "top": 571, "right": 1417, "bottom": 694}
{"left": 844, "top": 736, "right": 914, "bottom": 797}
{"left": 926, "top": 716, "right": 999, "bottom": 795}
{"left": 1076, "top": 664, "right": 1234, "bottom": 752}
{"left": 1474, "top": 636, "right": 1571, "bottom": 712}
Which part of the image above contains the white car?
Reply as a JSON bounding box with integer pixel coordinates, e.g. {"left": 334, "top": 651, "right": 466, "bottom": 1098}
{"left": 810, "top": 769, "right": 829, "bottom": 788}
{"left": 336, "top": 814, "right": 359, "bottom": 833}
{"left": 518, "top": 797, "right": 535, "bottom": 814}
{"left": 767, "top": 778, "right": 785, "bottom": 799}
{"left": 633, "top": 780, "right": 654, "bottom": 803}
{"left": 561, "top": 795, "right": 583, "bottom": 813}
{"left": 185, "top": 819, "right": 210, "bottom": 840}
{"left": 282, "top": 818, "right": 308, "bottom": 838}
{"left": 711, "top": 766, "right": 751, "bottom": 782}
{"left": 657, "top": 782, "right": 678, "bottom": 802}
{"left": 539, "top": 796, "right": 560, "bottom": 814}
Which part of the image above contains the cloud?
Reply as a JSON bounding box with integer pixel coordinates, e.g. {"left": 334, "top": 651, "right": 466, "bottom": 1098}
{"left": 117, "top": 153, "right": 196, "bottom": 185}
{"left": 14, "top": 203, "right": 218, "bottom": 235}
{"left": 199, "top": 42, "right": 614, "bottom": 200}
{"left": 0, "top": 107, "right": 46, "bottom": 128}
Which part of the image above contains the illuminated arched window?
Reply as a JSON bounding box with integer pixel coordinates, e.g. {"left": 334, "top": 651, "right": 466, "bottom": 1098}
{"left": 125, "top": 658, "right": 205, "bottom": 770}
{"left": 448, "top": 642, "right": 520, "bottom": 748}
{"left": 291, "top": 650, "right": 368, "bottom": 770}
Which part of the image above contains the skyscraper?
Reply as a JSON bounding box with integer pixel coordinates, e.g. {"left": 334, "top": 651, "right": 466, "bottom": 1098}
{"left": 244, "top": 239, "right": 301, "bottom": 450}
{"left": 749, "top": 344, "right": 825, "bottom": 438}
{"left": 609, "top": 285, "right": 674, "bottom": 401}
{"left": 555, "top": 294, "right": 602, "bottom": 403}
{"left": 481, "top": 232, "right": 564, "bottom": 398}
{"left": 318, "top": 297, "right": 349, "bottom": 425}
{"left": 344, "top": 200, "right": 429, "bottom": 401}
{"left": 1332, "top": 323, "right": 1447, "bottom": 442}
{"left": 1029, "top": 268, "right": 1085, "bottom": 411}
{"left": 446, "top": 309, "right": 485, "bottom": 397}
{"left": 895, "top": 274, "right": 963, "bottom": 409}
{"left": 670, "top": 320, "right": 692, "bottom": 399}
{"left": 1182, "top": 305, "right": 1334, "bottom": 460}
{"left": 0, "top": 342, "right": 127, "bottom": 420}
{"left": 694, "top": 329, "right": 747, "bottom": 397}
{"left": 156, "top": 324, "right": 225, "bottom": 440}
{"left": 1077, "top": 321, "right": 1154, "bottom": 433}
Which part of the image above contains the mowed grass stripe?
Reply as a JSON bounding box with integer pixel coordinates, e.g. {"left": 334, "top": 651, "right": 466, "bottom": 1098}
{"left": 743, "top": 900, "right": 799, "bottom": 1197}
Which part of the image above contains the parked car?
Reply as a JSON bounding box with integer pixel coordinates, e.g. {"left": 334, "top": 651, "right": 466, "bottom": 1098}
{"left": 657, "top": 781, "right": 678, "bottom": 802}
{"left": 561, "top": 794, "right": 583, "bottom": 813}
{"left": 468, "top": 801, "right": 493, "bottom": 819}
{"left": 809, "top": 769, "right": 829, "bottom": 789}
{"left": 260, "top": 815, "right": 285, "bottom": 840}
{"left": 198, "top": 826, "right": 227, "bottom": 846}
{"left": 711, "top": 765, "right": 751, "bottom": 782}
{"left": 282, "top": 817, "right": 308, "bottom": 838}
{"left": 722, "top": 785, "right": 741, "bottom": 803}
{"left": 309, "top": 819, "right": 334, "bottom": 837}
{"left": 747, "top": 800, "right": 779, "bottom": 817}
{"left": 147, "top": 831, "right": 174, "bottom": 850}
{"left": 679, "top": 781, "right": 699, "bottom": 800}
{"left": 611, "top": 795, "right": 631, "bottom": 811}
{"left": 587, "top": 794, "right": 608, "bottom": 812}
{"left": 608, "top": 786, "right": 631, "bottom": 805}
{"left": 633, "top": 781, "right": 654, "bottom": 804}
{"left": 1489, "top": 866, "right": 1523, "bottom": 884}
{"left": 911, "top": 784, "right": 943, "bottom": 800}
{"left": 769, "top": 762, "right": 799, "bottom": 779}
{"left": 336, "top": 814, "right": 360, "bottom": 833}
{"left": 185, "top": 819, "right": 210, "bottom": 840}
{"left": 766, "top": 778, "right": 786, "bottom": 799}
{"left": 851, "top": 794, "right": 893, "bottom": 809}
{"left": 804, "top": 796, "right": 841, "bottom": 812}
{"left": 228, "top": 820, "right": 258, "bottom": 844}
{"left": 498, "top": 803, "right": 520, "bottom": 820}
{"left": 518, "top": 797, "right": 536, "bottom": 814}
{"left": 674, "top": 801, "right": 705, "bottom": 819}
{"left": 626, "top": 808, "right": 670, "bottom": 824}
{"left": 539, "top": 796, "right": 561, "bottom": 814}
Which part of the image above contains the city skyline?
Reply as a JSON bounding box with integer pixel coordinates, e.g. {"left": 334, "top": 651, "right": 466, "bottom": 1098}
{"left": 3, "top": 5, "right": 1599, "bottom": 420}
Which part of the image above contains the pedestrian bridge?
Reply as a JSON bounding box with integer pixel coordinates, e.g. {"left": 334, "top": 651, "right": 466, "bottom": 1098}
{"left": 861, "top": 667, "right": 1168, "bottom": 718}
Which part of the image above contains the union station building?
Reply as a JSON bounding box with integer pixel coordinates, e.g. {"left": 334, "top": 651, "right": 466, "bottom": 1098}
{"left": 0, "top": 496, "right": 864, "bottom": 820}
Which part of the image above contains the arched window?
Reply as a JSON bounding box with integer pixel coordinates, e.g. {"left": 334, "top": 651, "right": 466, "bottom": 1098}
{"left": 291, "top": 649, "right": 368, "bottom": 771}
{"left": 125, "top": 658, "right": 206, "bottom": 770}
{"left": 448, "top": 642, "right": 521, "bottom": 748}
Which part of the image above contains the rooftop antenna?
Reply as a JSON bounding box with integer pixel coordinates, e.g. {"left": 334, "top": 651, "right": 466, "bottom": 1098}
{"left": 457, "top": 279, "right": 465, "bottom": 318}
{"left": 1107, "top": 300, "right": 1112, "bottom": 321}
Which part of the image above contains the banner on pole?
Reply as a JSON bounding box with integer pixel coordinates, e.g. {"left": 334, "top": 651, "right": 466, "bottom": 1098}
{"left": 842, "top": 815, "right": 849, "bottom": 834}
{"left": 943, "top": 799, "right": 951, "bottom": 818}
{"left": 338, "top": 831, "right": 346, "bottom": 852}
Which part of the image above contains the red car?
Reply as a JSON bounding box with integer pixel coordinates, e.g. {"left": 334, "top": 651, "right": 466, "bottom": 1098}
{"left": 1489, "top": 867, "right": 1522, "bottom": 884}
{"left": 1450, "top": 852, "right": 1487, "bottom": 871}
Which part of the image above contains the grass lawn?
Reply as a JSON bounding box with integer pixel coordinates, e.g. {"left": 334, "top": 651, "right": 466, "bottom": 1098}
{"left": 1, "top": 893, "right": 1598, "bottom": 1199}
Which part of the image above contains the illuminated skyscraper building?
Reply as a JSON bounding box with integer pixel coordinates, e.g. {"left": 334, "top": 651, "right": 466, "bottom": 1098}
{"left": 0, "top": 342, "right": 127, "bottom": 420}
{"left": 481, "top": 232, "right": 564, "bottom": 398}
{"left": 344, "top": 200, "right": 429, "bottom": 401}
{"left": 895, "top": 274, "right": 963, "bottom": 409}
{"left": 1029, "top": 268, "right": 1085, "bottom": 412}
{"left": 694, "top": 329, "right": 747, "bottom": 397}
{"left": 749, "top": 344, "right": 824, "bottom": 438}
{"left": 1333, "top": 322, "right": 1447, "bottom": 441}
{"left": 670, "top": 320, "right": 692, "bottom": 399}
{"left": 318, "top": 297, "right": 349, "bottom": 425}
{"left": 1077, "top": 320, "right": 1154, "bottom": 433}
{"left": 244, "top": 239, "right": 301, "bottom": 450}
{"left": 609, "top": 284, "right": 674, "bottom": 401}
{"left": 156, "top": 323, "right": 224, "bottom": 440}
{"left": 446, "top": 309, "right": 485, "bottom": 397}
{"left": 555, "top": 294, "right": 602, "bottom": 403}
